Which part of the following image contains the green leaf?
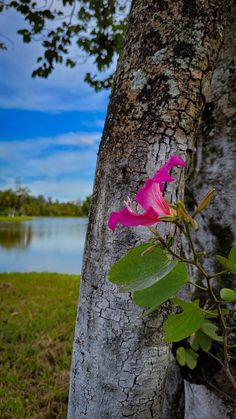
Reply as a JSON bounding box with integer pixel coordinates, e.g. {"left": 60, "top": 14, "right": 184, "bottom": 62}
{"left": 220, "top": 288, "right": 236, "bottom": 302}
{"left": 176, "top": 347, "right": 199, "bottom": 369}
{"left": 229, "top": 245, "right": 236, "bottom": 264}
{"left": 215, "top": 255, "right": 236, "bottom": 274}
{"left": 176, "top": 347, "right": 186, "bottom": 366}
{"left": 163, "top": 300, "right": 205, "bottom": 343}
{"left": 108, "top": 243, "right": 178, "bottom": 292}
{"left": 215, "top": 245, "right": 236, "bottom": 275}
{"left": 185, "top": 349, "right": 199, "bottom": 369}
{"left": 133, "top": 263, "right": 188, "bottom": 314}
{"left": 190, "top": 329, "right": 212, "bottom": 352}
{"left": 173, "top": 297, "right": 197, "bottom": 310}
{"left": 200, "top": 321, "right": 223, "bottom": 342}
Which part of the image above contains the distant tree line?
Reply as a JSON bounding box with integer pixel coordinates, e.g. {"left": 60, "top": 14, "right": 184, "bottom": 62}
{"left": 0, "top": 188, "right": 91, "bottom": 217}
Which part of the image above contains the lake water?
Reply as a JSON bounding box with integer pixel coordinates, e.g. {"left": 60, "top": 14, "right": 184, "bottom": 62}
{"left": 0, "top": 217, "right": 88, "bottom": 274}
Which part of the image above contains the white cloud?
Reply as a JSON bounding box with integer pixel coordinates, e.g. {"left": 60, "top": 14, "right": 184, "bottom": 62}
{"left": 0, "top": 131, "right": 101, "bottom": 199}
{"left": 0, "top": 138, "right": 49, "bottom": 160}
{"left": 28, "top": 178, "right": 94, "bottom": 201}
{"left": 27, "top": 150, "right": 97, "bottom": 177}
{"left": 0, "top": 131, "right": 101, "bottom": 159}
{"left": 56, "top": 132, "right": 101, "bottom": 145}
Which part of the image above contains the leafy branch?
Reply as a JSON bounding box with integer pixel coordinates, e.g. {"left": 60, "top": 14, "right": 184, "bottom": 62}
{"left": 108, "top": 190, "right": 236, "bottom": 392}
{"left": 0, "top": 0, "right": 131, "bottom": 89}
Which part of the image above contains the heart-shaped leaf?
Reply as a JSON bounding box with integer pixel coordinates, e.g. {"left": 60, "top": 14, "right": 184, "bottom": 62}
{"left": 190, "top": 329, "right": 212, "bottom": 352}
{"left": 176, "top": 347, "right": 199, "bottom": 369}
{"left": 163, "top": 300, "right": 205, "bottom": 343}
{"left": 133, "top": 263, "right": 188, "bottom": 314}
{"left": 108, "top": 243, "right": 178, "bottom": 292}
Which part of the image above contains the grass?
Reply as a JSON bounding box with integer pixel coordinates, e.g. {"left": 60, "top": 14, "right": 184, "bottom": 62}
{"left": 0, "top": 216, "right": 32, "bottom": 222}
{"left": 0, "top": 272, "right": 80, "bottom": 419}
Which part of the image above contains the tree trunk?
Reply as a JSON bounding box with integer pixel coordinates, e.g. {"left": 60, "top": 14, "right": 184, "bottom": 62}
{"left": 68, "top": 1, "right": 233, "bottom": 417}
{"left": 184, "top": 5, "right": 236, "bottom": 418}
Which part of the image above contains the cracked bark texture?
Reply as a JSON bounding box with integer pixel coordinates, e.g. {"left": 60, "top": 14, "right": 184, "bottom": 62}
{"left": 68, "top": 1, "right": 233, "bottom": 418}
{"left": 184, "top": 6, "right": 236, "bottom": 419}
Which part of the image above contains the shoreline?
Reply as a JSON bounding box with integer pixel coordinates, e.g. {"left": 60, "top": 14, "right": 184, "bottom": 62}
{"left": 0, "top": 215, "right": 88, "bottom": 222}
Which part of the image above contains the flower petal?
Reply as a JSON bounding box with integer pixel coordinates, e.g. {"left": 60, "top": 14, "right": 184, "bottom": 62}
{"left": 108, "top": 206, "right": 159, "bottom": 231}
{"left": 152, "top": 155, "right": 186, "bottom": 186}
{"left": 165, "top": 155, "right": 186, "bottom": 169}
{"left": 136, "top": 180, "right": 171, "bottom": 214}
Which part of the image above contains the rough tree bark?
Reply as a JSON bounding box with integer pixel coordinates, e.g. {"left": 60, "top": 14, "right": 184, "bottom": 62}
{"left": 184, "top": 6, "right": 236, "bottom": 418}
{"left": 68, "top": 1, "right": 233, "bottom": 418}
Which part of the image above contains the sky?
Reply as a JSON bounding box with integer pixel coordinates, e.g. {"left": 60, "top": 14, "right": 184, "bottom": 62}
{"left": 0, "top": 9, "right": 111, "bottom": 201}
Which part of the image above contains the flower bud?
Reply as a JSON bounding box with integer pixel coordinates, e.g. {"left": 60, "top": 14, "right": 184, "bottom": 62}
{"left": 194, "top": 189, "right": 216, "bottom": 216}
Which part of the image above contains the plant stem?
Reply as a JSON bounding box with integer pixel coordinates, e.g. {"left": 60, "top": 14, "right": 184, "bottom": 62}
{"left": 209, "top": 270, "right": 228, "bottom": 279}
{"left": 188, "top": 280, "right": 208, "bottom": 291}
{"left": 185, "top": 223, "right": 198, "bottom": 262}
{"left": 156, "top": 236, "right": 194, "bottom": 264}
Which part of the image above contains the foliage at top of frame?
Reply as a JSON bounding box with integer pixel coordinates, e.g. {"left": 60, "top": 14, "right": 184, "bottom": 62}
{"left": 0, "top": 0, "right": 131, "bottom": 90}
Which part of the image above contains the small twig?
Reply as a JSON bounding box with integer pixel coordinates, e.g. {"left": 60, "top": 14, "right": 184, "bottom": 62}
{"left": 188, "top": 280, "right": 208, "bottom": 291}
{"left": 208, "top": 270, "right": 228, "bottom": 279}
{"left": 207, "top": 351, "right": 224, "bottom": 368}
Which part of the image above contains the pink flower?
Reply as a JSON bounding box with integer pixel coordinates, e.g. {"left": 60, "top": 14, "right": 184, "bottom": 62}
{"left": 108, "top": 155, "right": 186, "bottom": 231}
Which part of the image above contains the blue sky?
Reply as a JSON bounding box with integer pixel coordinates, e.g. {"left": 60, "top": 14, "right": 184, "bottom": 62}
{"left": 0, "top": 9, "right": 111, "bottom": 201}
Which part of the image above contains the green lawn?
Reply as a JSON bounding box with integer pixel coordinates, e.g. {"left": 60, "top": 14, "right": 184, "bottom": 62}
{"left": 0, "top": 216, "right": 32, "bottom": 222}
{"left": 0, "top": 272, "right": 80, "bottom": 418}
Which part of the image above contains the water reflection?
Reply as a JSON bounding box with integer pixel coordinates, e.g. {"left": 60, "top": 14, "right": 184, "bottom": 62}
{"left": 0, "top": 217, "right": 88, "bottom": 274}
{"left": 0, "top": 222, "right": 32, "bottom": 249}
